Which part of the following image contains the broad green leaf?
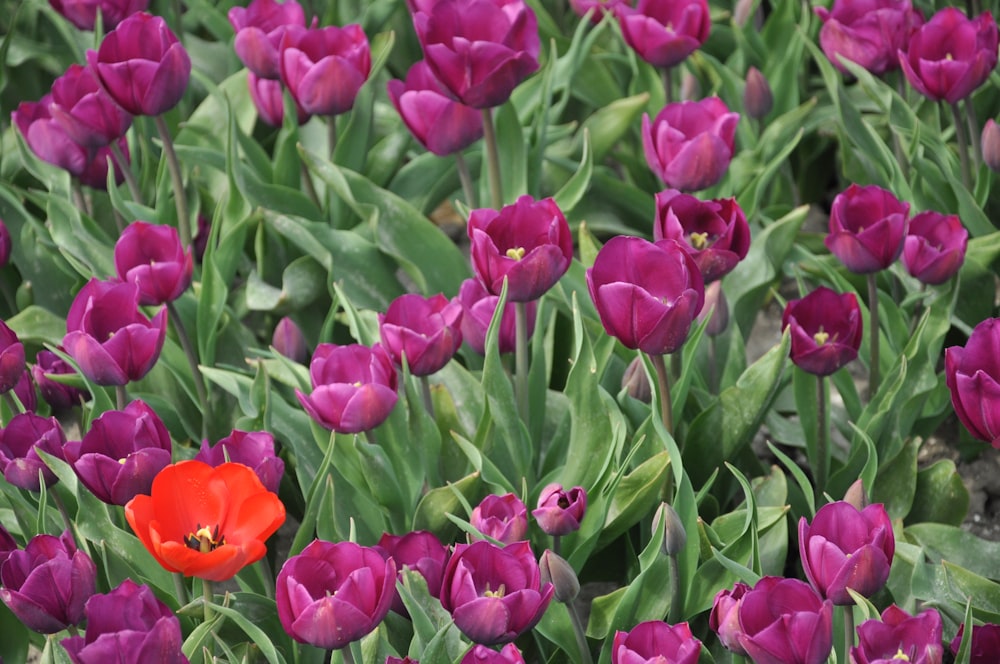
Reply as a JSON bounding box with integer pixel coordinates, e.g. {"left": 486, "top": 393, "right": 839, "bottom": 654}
{"left": 908, "top": 460, "right": 969, "bottom": 526}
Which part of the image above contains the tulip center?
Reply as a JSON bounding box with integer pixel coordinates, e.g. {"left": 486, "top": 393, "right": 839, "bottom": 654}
{"left": 689, "top": 232, "right": 710, "bottom": 249}
{"left": 892, "top": 649, "right": 910, "bottom": 661}
{"left": 813, "top": 327, "right": 830, "bottom": 346}
{"left": 185, "top": 524, "right": 226, "bottom": 553}
{"left": 506, "top": 247, "right": 526, "bottom": 261}
{"left": 558, "top": 496, "right": 570, "bottom": 508}
{"left": 483, "top": 583, "right": 507, "bottom": 598}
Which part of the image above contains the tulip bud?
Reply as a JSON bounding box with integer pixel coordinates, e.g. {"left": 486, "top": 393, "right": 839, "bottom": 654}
{"left": 470, "top": 493, "right": 528, "bottom": 545}
{"left": 743, "top": 66, "right": 773, "bottom": 120}
{"left": 539, "top": 550, "right": 579, "bottom": 603}
{"left": 621, "top": 356, "right": 652, "bottom": 403}
{"left": 653, "top": 502, "right": 687, "bottom": 557}
{"left": 698, "top": 281, "right": 730, "bottom": 337}
{"left": 0, "top": 219, "right": 12, "bottom": 268}
{"left": 533, "top": 483, "right": 587, "bottom": 537}
{"left": 982, "top": 119, "right": 1000, "bottom": 173}
{"left": 0, "top": 320, "right": 26, "bottom": 394}
{"left": 843, "top": 478, "right": 870, "bottom": 510}
{"left": 272, "top": 317, "right": 309, "bottom": 364}
{"left": 709, "top": 582, "right": 750, "bottom": 655}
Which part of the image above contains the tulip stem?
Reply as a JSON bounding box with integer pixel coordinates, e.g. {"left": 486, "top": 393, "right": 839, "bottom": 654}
{"left": 70, "top": 179, "right": 90, "bottom": 218}
{"left": 663, "top": 66, "right": 674, "bottom": 104}
{"left": 667, "top": 552, "right": 682, "bottom": 624}
{"left": 568, "top": 599, "right": 594, "bottom": 664}
{"left": 341, "top": 646, "right": 357, "bottom": 664}
{"left": 328, "top": 116, "right": 338, "bottom": 162}
{"left": 816, "top": 374, "right": 828, "bottom": 498}
{"left": 455, "top": 152, "right": 477, "bottom": 207}
{"left": 866, "top": 273, "right": 880, "bottom": 398}
{"left": 965, "top": 99, "right": 982, "bottom": 168}
{"left": 949, "top": 102, "right": 973, "bottom": 191}
{"left": 202, "top": 579, "right": 215, "bottom": 623}
{"left": 167, "top": 301, "right": 210, "bottom": 438}
{"left": 51, "top": 490, "right": 74, "bottom": 536}
{"left": 110, "top": 140, "right": 143, "bottom": 206}
{"left": 300, "top": 162, "right": 321, "bottom": 210}
{"left": 3, "top": 392, "right": 24, "bottom": 417}
{"left": 173, "top": 572, "right": 188, "bottom": 606}
{"left": 116, "top": 385, "right": 128, "bottom": 410}
{"left": 482, "top": 108, "right": 503, "bottom": 207}
{"left": 514, "top": 301, "right": 530, "bottom": 426}
{"left": 154, "top": 115, "right": 191, "bottom": 249}
{"left": 420, "top": 375, "right": 435, "bottom": 420}
{"left": 650, "top": 353, "right": 673, "bottom": 439}
{"left": 843, "top": 604, "right": 855, "bottom": 662}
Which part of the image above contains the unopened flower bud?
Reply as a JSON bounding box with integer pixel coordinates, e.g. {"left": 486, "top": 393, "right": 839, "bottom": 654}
{"left": 653, "top": 502, "right": 687, "bottom": 557}
{"left": 622, "top": 356, "right": 652, "bottom": 403}
{"left": 744, "top": 67, "right": 773, "bottom": 120}
{"left": 0, "top": 219, "right": 10, "bottom": 268}
{"left": 982, "top": 119, "right": 1000, "bottom": 173}
{"left": 698, "top": 281, "right": 730, "bottom": 337}
{"left": 272, "top": 317, "right": 309, "bottom": 364}
{"left": 843, "top": 479, "right": 870, "bottom": 510}
{"left": 539, "top": 550, "right": 579, "bottom": 603}
{"left": 680, "top": 71, "right": 700, "bottom": 102}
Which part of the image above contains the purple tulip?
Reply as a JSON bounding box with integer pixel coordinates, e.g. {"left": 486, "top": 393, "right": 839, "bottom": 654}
{"left": 279, "top": 23, "right": 371, "bottom": 117}
{"left": 387, "top": 60, "right": 485, "bottom": 156}
{"left": 461, "top": 644, "right": 526, "bottom": 663}
{"left": 587, "top": 236, "right": 705, "bottom": 356}
{"left": 901, "top": 210, "right": 967, "bottom": 285}
{"left": 114, "top": 220, "right": 194, "bottom": 306}
{"left": 0, "top": 320, "right": 25, "bottom": 394}
{"left": 32, "top": 349, "right": 89, "bottom": 411}
{"left": 815, "top": 0, "right": 923, "bottom": 75}
{"left": 538, "top": 550, "right": 579, "bottom": 603}
{"left": 945, "top": 317, "right": 1000, "bottom": 447}
{"left": 612, "top": 620, "right": 702, "bottom": 664}
{"left": 468, "top": 195, "right": 573, "bottom": 303}
{"left": 532, "top": 484, "right": 586, "bottom": 537}
{"left": 653, "top": 189, "right": 751, "bottom": 283}
{"left": 295, "top": 343, "right": 398, "bottom": 433}
{"left": 61, "top": 579, "right": 188, "bottom": 664}
{"left": 743, "top": 66, "right": 773, "bottom": 119}
{"left": 63, "top": 278, "right": 168, "bottom": 386}
{"left": 799, "top": 501, "right": 895, "bottom": 605}
{"left": 642, "top": 97, "right": 740, "bottom": 192}
{"left": 951, "top": 623, "right": 1000, "bottom": 664}
{"left": 0, "top": 219, "right": 10, "bottom": 267}
{"left": 782, "top": 286, "right": 862, "bottom": 377}
{"left": 458, "top": 278, "right": 537, "bottom": 355}
{"left": 825, "top": 184, "right": 909, "bottom": 274}
{"left": 852, "top": 605, "right": 943, "bottom": 664}
{"left": 0, "top": 531, "right": 96, "bottom": 634}
{"left": 737, "top": 576, "right": 834, "bottom": 664}
{"left": 617, "top": 0, "right": 710, "bottom": 69}
{"left": 276, "top": 539, "right": 396, "bottom": 650}
{"left": 271, "top": 316, "right": 309, "bottom": 364}
{"left": 983, "top": 118, "right": 1000, "bottom": 172}
{"left": 899, "top": 8, "right": 998, "bottom": 104}
{"left": 48, "top": 63, "right": 132, "bottom": 148}
{"left": 248, "top": 73, "right": 310, "bottom": 127}
{"left": 0, "top": 522, "right": 16, "bottom": 570}
{"left": 378, "top": 293, "right": 463, "bottom": 376}
{"left": 412, "top": 0, "right": 540, "bottom": 109}
{"left": 386, "top": 658, "right": 419, "bottom": 664}
{"left": 229, "top": 0, "right": 307, "bottom": 80}
{"left": 194, "top": 429, "right": 284, "bottom": 494}
{"left": 440, "top": 540, "right": 553, "bottom": 645}
{"left": 48, "top": 0, "right": 148, "bottom": 31}
{"left": 80, "top": 139, "right": 130, "bottom": 189}
{"left": 86, "top": 12, "right": 191, "bottom": 116}
{"left": 376, "top": 530, "right": 449, "bottom": 614}
{"left": 0, "top": 413, "right": 67, "bottom": 491}
{"left": 698, "top": 281, "right": 729, "bottom": 337}
{"left": 709, "top": 581, "right": 750, "bottom": 655}
{"left": 470, "top": 493, "right": 529, "bottom": 545}
{"left": 12, "top": 96, "right": 91, "bottom": 177}
{"left": 13, "top": 369, "right": 38, "bottom": 413}
{"left": 569, "top": 0, "right": 625, "bottom": 23}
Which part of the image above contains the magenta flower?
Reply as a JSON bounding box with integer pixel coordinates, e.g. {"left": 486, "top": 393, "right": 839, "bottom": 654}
{"left": 458, "top": 278, "right": 537, "bottom": 355}
{"left": 194, "top": 429, "right": 285, "bottom": 494}
{"left": 587, "top": 236, "right": 705, "bottom": 356}
{"left": 653, "top": 189, "right": 751, "bottom": 283}
{"left": 14, "top": 370, "right": 38, "bottom": 414}
{"left": 532, "top": 484, "right": 586, "bottom": 537}
{"left": 412, "top": 0, "right": 540, "bottom": 109}
{"left": 387, "top": 60, "right": 484, "bottom": 156}
{"left": 0, "top": 219, "right": 10, "bottom": 267}
{"left": 276, "top": 540, "right": 396, "bottom": 650}
{"left": 0, "top": 522, "right": 16, "bottom": 570}
{"left": 901, "top": 210, "right": 967, "bottom": 285}
{"left": 376, "top": 530, "right": 449, "bottom": 614}
{"left": 945, "top": 317, "right": 1000, "bottom": 447}
{"left": 86, "top": 12, "right": 191, "bottom": 116}
{"left": 279, "top": 23, "right": 371, "bottom": 117}
{"left": 0, "top": 320, "right": 25, "bottom": 394}
{"left": 642, "top": 98, "right": 740, "bottom": 192}
{"left": 815, "top": 0, "right": 923, "bottom": 75}
{"left": 441, "top": 540, "right": 554, "bottom": 645}
{"left": 899, "top": 7, "right": 998, "bottom": 104}
{"left": 271, "top": 316, "right": 309, "bottom": 364}
{"left": 852, "top": 605, "right": 943, "bottom": 664}
{"left": 468, "top": 195, "right": 573, "bottom": 303}
{"left": 248, "top": 72, "right": 310, "bottom": 127}
{"left": 0, "top": 531, "right": 96, "bottom": 634}
{"left": 983, "top": 118, "right": 1000, "bottom": 172}
{"left": 825, "top": 184, "right": 909, "bottom": 274}
{"left": 470, "top": 493, "right": 529, "bottom": 545}
{"left": 799, "top": 501, "right": 895, "bottom": 605}
{"left": 378, "top": 292, "right": 463, "bottom": 376}
{"left": 12, "top": 96, "right": 91, "bottom": 177}
{"left": 737, "top": 576, "right": 834, "bottom": 664}
{"left": 461, "top": 644, "right": 526, "bottom": 663}
{"left": 0, "top": 413, "right": 67, "bottom": 491}
{"left": 569, "top": 0, "right": 625, "bottom": 24}
{"left": 63, "top": 278, "right": 168, "bottom": 386}
{"left": 33, "top": 349, "right": 89, "bottom": 411}
{"left": 48, "top": 63, "right": 132, "bottom": 148}
{"left": 295, "top": 343, "right": 398, "bottom": 433}
{"left": 698, "top": 281, "right": 730, "bottom": 337}
{"left": 743, "top": 66, "right": 773, "bottom": 119}
{"left": 709, "top": 581, "right": 750, "bottom": 656}
{"left": 782, "top": 286, "right": 862, "bottom": 377}
{"left": 114, "top": 220, "right": 194, "bottom": 305}
{"left": 612, "top": 620, "right": 702, "bottom": 664}
{"left": 229, "top": 0, "right": 307, "bottom": 79}
{"left": 64, "top": 399, "right": 172, "bottom": 506}
{"left": 951, "top": 623, "right": 1000, "bottom": 664}
{"left": 617, "top": 0, "right": 710, "bottom": 69}
{"left": 48, "top": 0, "right": 148, "bottom": 31}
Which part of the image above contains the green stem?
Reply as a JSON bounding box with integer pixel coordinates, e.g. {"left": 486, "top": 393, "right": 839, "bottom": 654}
{"left": 552, "top": 534, "right": 561, "bottom": 558}
{"left": 708, "top": 335, "right": 717, "bottom": 393}
{"left": 3, "top": 392, "right": 25, "bottom": 418}
{"left": 116, "top": 385, "right": 128, "bottom": 410}
{"left": 966, "top": 98, "right": 982, "bottom": 169}
{"left": 112, "top": 208, "right": 126, "bottom": 234}
{"left": 173, "top": 572, "right": 189, "bottom": 606}
{"left": 51, "top": 491, "right": 74, "bottom": 536}
{"left": 568, "top": 600, "right": 594, "bottom": 664}
{"left": 341, "top": 646, "right": 357, "bottom": 664}
{"left": 482, "top": 107, "right": 503, "bottom": 208}
{"left": 166, "top": 301, "right": 210, "bottom": 438}
{"left": 300, "top": 161, "right": 321, "bottom": 210}
{"left": 893, "top": 76, "right": 910, "bottom": 181}
{"left": 667, "top": 552, "right": 682, "bottom": 624}
{"left": 154, "top": 115, "right": 191, "bottom": 248}
{"left": 420, "top": 375, "right": 435, "bottom": 420}
{"left": 514, "top": 301, "right": 530, "bottom": 425}
{"left": 202, "top": 578, "right": 214, "bottom": 623}
{"left": 71, "top": 178, "right": 90, "bottom": 218}
{"left": 663, "top": 66, "right": 674, "bottom": 104}
{"left": 455, "top": 152, "right": 477, "bottom": 207}
{"left": 816, "top": 374, "right": 828, "bottom": 499}
{"left": 328, "top": 115, "right": 338, "bottom": 162}
{"left": 950, "top": 101, "right": 972, "bottom": 191}
{"left": 649, "top": 353, "right": 673, "bottom": 439}
{"left": 66, "top": 624, "right": 80, "bottom": 638}
{"left": 843, "top": 604, "right": 856, "bottom": 663}
{"left": 867, "top": 273, "right": 880, "bottom": 398}
{"left": 110, "top": 139, "right": 143, "bottom": 205}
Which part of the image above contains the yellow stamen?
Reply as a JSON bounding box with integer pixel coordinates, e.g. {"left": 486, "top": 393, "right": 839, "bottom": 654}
{"left": 892, "top": 649, "right": 910, "bottom": 661}
{"left": 813, "top": 329, "right": 830, "bottom": 346}
{"left": 483, "top": 583, "right": 507, "bottom": 598}
{"left": 505, "top": 247, "right": 526, "bottom": 261}
{"left": 689, "top": 232, "right": 709, "bottom": 250}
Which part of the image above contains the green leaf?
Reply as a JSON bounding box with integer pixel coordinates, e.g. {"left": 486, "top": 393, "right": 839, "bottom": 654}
{"left": 552, "top": 128, "right": 593, "bottom": 215}
{"left": 207, "top": 599, "right": 285, "bottom": 664}
{"left": 907, "top": 460, "right": 970, "bottom": 526}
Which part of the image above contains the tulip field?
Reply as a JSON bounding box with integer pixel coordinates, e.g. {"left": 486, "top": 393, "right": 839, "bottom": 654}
{"left": 4, "top": 0, "right": 1000, "bottom": 662}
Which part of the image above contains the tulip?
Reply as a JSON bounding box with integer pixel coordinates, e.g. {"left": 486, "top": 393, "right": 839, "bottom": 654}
{"left": 852, "top": 605, "right": 943, "bottom": 664}
{"left": 276, "top": 539, "right": 396, "bottom": 650}
{"left": 617, "top": 0, "right": 710, "bottom": 69}
{"left": 61, "top": 580, "right": 189, "bottom": 664}
{"left": 569, "top": 0, "right": 625, "bottom": 24}
{"left": 13, "top": 369, "right": 38, "bottom": 413}
{"left": 378, "top": 293, "right": 463, "bottom": 376}
{"left": 32, "top": 349, "right": 89, "bottom": 411}
{"left": 538, "top": 550, "right": 579, "bottom": 603}
{"left": 48, "top": 0, "right": 148, "bottom": 31}
{"left": 0, "top": 219, "right": 10, "bottom": 267}
{"left": 458, "top": 278, "right": 536, "bottom": 355}
{"left": 48, "top": 63, "right": 132, "bottom": 148}
{"left": 194, "top": 429, "right": 284, "bottom": 494}
{"left": 77, "top": 138, "right": 129, "bottom": 190}
{"left": 64, "top": 399, "right": 172, "bottom": 506}
{"left": 737, "top": 576, "right": 834, "bottom": 664}
{"left": 945, "top": 317, "right": 1000, "bottom": 447}
{"left": 412, "top": 0, "right": 540, "bottom": 109}
{"left": 621, "top": 356, "right": 652, "bottom": 403}
{"left": 279, "top": 23, "right": 371, "bottom": 117}
{"left": 799, "top": 501, "right": 895, "bottom": 605}
{"left": 743, "top": 66, "right": 773, "bottom": 119}
{"left": 0, "top": 522, "right": 16, "bottom": 570}
{"left": 229, "top": 0, "right": 306, "bottom": 79}
{"left": 653, "top": 189, "right": 751, "bottom": 283}
{"left": 642, "top": 97, "right": 740, "bottom": 192}
{"left": 271, "top": 316, "right": 309, "bottom": 363}
{"left": 86, "top": 12, "right": 191, "bottom": 116}
{"left": 0, "top": 412, "right": 67, "bottom": 491}
{"left": 0, "top": 531, "right": 96, "bottom": 634}
{"left": 698, "top": 281, "right": 729, "bottom": 337}
{"left": 125, "top": 460, "right": 286, "bottom": 581}
{"left": 587, "top": 236, "right": 705, "bottom": 356}
{"left": 63, "top": 278, "right": 168, "bottom": 386}
{"left": 376, "top": 530, "right": 449, "bottom": 614}
{"left": 461, "top": 644, "right": 526, "bottom": 663}
{"left": 782, "top": 286, "right": 862, "bottom": 377}
{"left": 898, "top": 8, "right": 998, "bottom": 104}
{"left": 12, "top": 96, "right": 91, "bottom": 176}
{"left": 386, "top": 659, "right": 419, "bottom": 664}
{"left": 612, "top": 620, "right": 702, "bottom": 664}
{"left": 982, "top": 118, "right": 1000, "bottom": 172}
{"left": 901, "top": 210, "right": 967, "bottom": 285}
{"left": 0, "top": 320, "right": 25, "bottom": 393}
{"left": 709, "top": 581, "right": 750, "bottom": 655}
{"left": 825, "top": 184, "right": 909, "bottom": 274}
{"left": 248, "top": 73, "right": 310, "bottom": 127}
{"left": 532, "top": 484, "right": 586, "bottom": 537}
{"left": 652, "top": 501, "right": 686, "bottom": 557}
{"left": 387, "top": 60, "right": 485, "bottom": 156}
{"left": 815, "top": 0, "right": 923, "bottom": 75}
{"left": 114, "top": 221, "right": 194, "bottom": 306}
{"left": 470, "top": 493, "right": 529, "bottom": 545}
{"left": 468, "top": 195, "right": 573, "bottom": 303}
{"left": 950, "top": 623, "right": 1000, "bottom": 664}
{"left": 440, "top": 540, "right": 554, "bottom": 645}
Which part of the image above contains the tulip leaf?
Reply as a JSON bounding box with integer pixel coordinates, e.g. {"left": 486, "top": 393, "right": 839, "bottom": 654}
{"left": 206, "top": 599, "right": 285, "bottom": 664}
{"left": 535, "top": 602, "right": 586, "bottom": 664}
{"left": 595, "top": 451, "right": 671, "bottom": 552}
{"left": 906, "top": 523, "right": 1000, "bottom": 581}
{"left": 495, "top": 101, "right": 528, "bottom": 202}
{"left": 907, "top": 460, "right": 969, "bottom": 527}
{"left": 552, "top": 128, "right": 593, "bottom": 215}
{"left": 4, "top": 304, "right": 65, "bottom": 346}
{"left": 871, "top": 437, "right": 918, "bottom": 520}
{"left": 0, "top": 602, "right": 29, "bottom": 664}
{"left": 412, "top": 471, "right": 482, "bottom": 537}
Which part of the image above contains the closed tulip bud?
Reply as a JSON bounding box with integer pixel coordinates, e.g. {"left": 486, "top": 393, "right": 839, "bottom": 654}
{"left": 982, "top": 119, "right": 1000, "bottom": 172}
{"left": 652, "top": 502, "right": 686, "bottom": 556}
{"left": 471, "top": 493, "right": 528, "bottom": 545}
{"left": 612, "top": 621, "right": 702, "bottom": 664}
{"left": 379, "top": 292, "right": 463, "bottom": 376}
{"left": 902, "top": 210, "right": 967, "bottom": 285}
{"left": 114, "top": 221, "right": 194, "bottom": 306}
{"left": 279, "top": 23, "right": 371, "bottom": 117}
{"left": 826, "top": 184, "right": 909, "bottom": 273}
{"left": 12, "top": 97, "right": 91, "bottom": 177}
{"left": 853, "top": 605, "right": 943, "bottom": 664}
{"left": 653, "top": 190, "right": 751, "bottom": 283}
{"left": 843, "top": 478, "right": 870, "bottom": 509}
{"left": 0, "top": 412, "right": 67, "bottom": 491}
{"left": 698, "top": 281, "right": 729, "bottom": 337}
{"left": 386, "top": 658, "right": 419, "bottom": 664}
{"left": 945, "top": 318, "right": 1000, "bottom": 447}
{"left": 951, "top": 623, "right": 1000, "bottom": 664}
{"left": 49, "top": 0, "right": 148, "bottom": 31}
{"left": 782, "top": 286, "right": 863, "bottom": 376}
{"left": 48, "top": 63, "right": 132, "bottom": 148}
{"left": 539, "top": 550, "right": 579, "bottom": 603}
{"left": 0, "top": 219, "right": 10, "bottom": 267}
{"left": 0, "top": 320, "right": 26, "bottom": 394}
{"left": 621, "top": 356, "right": 652, "bottom": 403}
{"left": 737, "top": 576, "right": 833, "bottom": 664}
{"left": 376, "top": 530, "right": 449, "bottom": 614}
{"left": 194, "top": 429, "right": 285, "bottom": 495}
{"left": 532, "top": 484, "right": 587, "bottom": 537}
{"left": 458, "top": 278, "right": 537, "bottom": 355}
{"left": 33, "top": 349, "right": 89, "bottom": 411}
{"left": 709, "top": 582, "right": 750, "bottom": 655}
{"left": 617, "top": 0, "right": 710, "bottom": 69}
{"left": 642, "top": 98, "right": 740, "bottom": 192}
{"left": 815, "top": 0, "right": 924, "bottom": 76}
{"left": 271, "top": 316, "right": 309, "bottom": 364}
{"left": 743, "top": 66, "right": 773, "bottom": 119}
{"left": 461, "top": 644, "right": 525, "bottom": 664}
{"left": 569, "top": 0, "right": 625, "bottom": 24}
{"left": 229, "top": 0, "right": 307, "bottom": 80}
{"left": 248, "top": 73, "right": 309, "bottom": 127}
